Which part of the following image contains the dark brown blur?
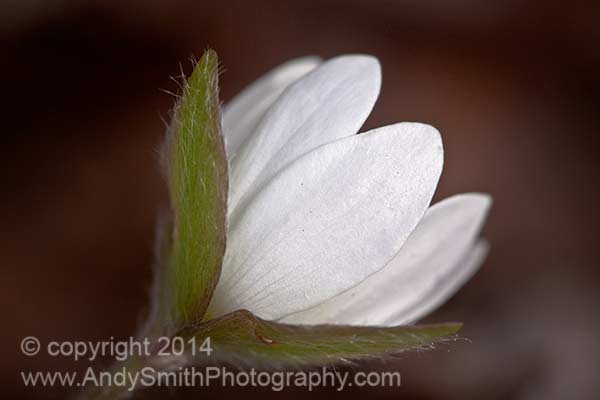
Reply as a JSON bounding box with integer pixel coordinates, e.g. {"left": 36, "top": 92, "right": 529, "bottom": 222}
{"left": 2, "top": 1, "right": 599, "bottom": 399}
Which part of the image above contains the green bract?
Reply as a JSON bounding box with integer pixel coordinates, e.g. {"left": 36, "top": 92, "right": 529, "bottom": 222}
{"left": 159, "top": 50, "right": 228, "bottom": 331}
{"left": 180, "top": 310, "right": 461, "bottom": 366}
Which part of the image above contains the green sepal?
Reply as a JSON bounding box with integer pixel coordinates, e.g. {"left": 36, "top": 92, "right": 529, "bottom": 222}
{"left": 176, "top": 310, "right": 462, "bottom": 367}
{"left": 156, "top": 49, "right": 228, "bottom": 332}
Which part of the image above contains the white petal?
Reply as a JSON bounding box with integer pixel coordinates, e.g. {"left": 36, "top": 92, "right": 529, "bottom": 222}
{"left": 280, "top": 194, "right": 491, "bottom": 326}
{"left": 228, "top": 55, "right": 381, "bottom": 214}
{"left": 387, "top": 240, "right": 489, "bottom": 325}
{"left": 209, "top": 122, "right": 443, "bottom": 320}
{"left": 222, "top": 56, "right": 321, "bottom": 159}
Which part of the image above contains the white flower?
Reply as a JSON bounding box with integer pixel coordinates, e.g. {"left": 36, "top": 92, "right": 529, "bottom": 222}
{"left": 208, "top": 55, "right": 491, "bottom": 326}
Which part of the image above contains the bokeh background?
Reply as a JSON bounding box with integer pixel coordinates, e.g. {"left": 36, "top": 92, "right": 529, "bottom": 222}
{"left": 3, "top": 1, "right": 599, "bottom": 399}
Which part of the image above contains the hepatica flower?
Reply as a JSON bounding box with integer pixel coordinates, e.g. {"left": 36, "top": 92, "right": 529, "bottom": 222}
{"left": 145, "top": 50, "right": 491, "bottom": 366}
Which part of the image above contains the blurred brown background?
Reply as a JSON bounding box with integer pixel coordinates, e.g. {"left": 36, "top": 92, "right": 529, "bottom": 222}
{"left": 2, "top": 0, "right": 600, "bottom": 399}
